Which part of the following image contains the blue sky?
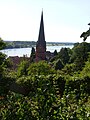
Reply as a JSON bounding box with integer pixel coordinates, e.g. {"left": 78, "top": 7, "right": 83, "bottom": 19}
{"left": 0, "top": 0, "right": 90, "bottom": 42}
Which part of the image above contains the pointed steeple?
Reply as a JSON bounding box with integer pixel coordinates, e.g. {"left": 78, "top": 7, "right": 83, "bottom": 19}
{"left": 36, "top": 10, "right": 46, "bottom": 50}
{"left": 36, "top": 11, "right": 46, "bottom": 61}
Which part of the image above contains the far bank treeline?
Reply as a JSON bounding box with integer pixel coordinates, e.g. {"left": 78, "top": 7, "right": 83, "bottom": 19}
{"left": 4, "top": 41, "right": 74, "bottom": 49}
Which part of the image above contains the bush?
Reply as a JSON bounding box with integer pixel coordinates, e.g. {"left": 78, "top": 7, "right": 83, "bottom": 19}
{"left": 17, "top": 60, "right": 29, "bottom": 77}
{"left": 28, "top": 61, "right": 55, "bottom": 76}
{"left": 54, "top": 59, "right": 64, "bottom": 70}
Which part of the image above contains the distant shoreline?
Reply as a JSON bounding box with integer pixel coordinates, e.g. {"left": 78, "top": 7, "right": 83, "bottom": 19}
{"left": 4, "top": 41, "right": 74, "bottom": 49}
{"left": 0, "top": 45, "right": 74, "bottom": 57}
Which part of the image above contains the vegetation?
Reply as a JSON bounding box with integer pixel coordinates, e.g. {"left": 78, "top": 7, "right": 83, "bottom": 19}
{"left": 0, "top": 38, "right": 90, "bottom": 119}
{"left": 4, "top": 41, "right": 36, "bottom": 49}
{"left": 80, "top": 23, "right": 90, "bottom": 41}
{"left": 30, "top": 47, "right": 36, "bottom": 62}
{"left": 0, "top": 38, "right": 13, "bottom": 97}
{"left": 0, "top": 38, "right": 6, "bottom": 50}
{"left": 58, "top": 48, "right": 70, "bottom": 65}
{"left": 4, "top": 41, "right": 74, "bottom": 49}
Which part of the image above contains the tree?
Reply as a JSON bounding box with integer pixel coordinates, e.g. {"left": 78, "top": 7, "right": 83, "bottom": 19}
{"left": 0, "top": 37, "right": 6, "bottom": 49}
{"left": 28, "top": 61, "right": 55, "bottom": 76}
{"left": 30, "top": 47, "right": 36, "bottom": 62}
{"left": 54, "top": 49, "right": 58, "bottom": 56}
{"left": 54, "top": 59, "right": 64, "bottom": 70}
{"left": 0, "top": 38, "right": 6, "bottom": 77}
{"left": 58, "top": 48, "right": 70, "bottom": 65}
{"left": 30, "top": 47, "right": 35, "bottom": 57}
{"left": 80, "top": 23, "right": 90, "bottom": 41}
{"left": 71, "top": 42, "right": 89, "bottom": 70}
{"left": 0, "top": 38, "right": 11, "bottom": 96}
{"left": 17, "top": 60, "right": 29, "bottom": 77}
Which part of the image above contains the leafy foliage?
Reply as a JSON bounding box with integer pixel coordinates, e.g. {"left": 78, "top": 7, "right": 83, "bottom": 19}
{"left": 80, "top": 59, "right": 90, "bottom": 77}
{"left": 0, "top": 38, "right": 6, "bottom": 50}
{"left": 30, "top": 47, "right": 36, "bottom": 62}
{"left": 80, "top": 23, "right": 90, "bottom": 41}
{"left": 28, "top": 61, "right": 55, "bottom": 76}
{"left": 1, "top": 40, "right": 90, "bottom": 119}
{"left": 58, "top": 48, "right": 70, "bottom": 65}
{"left": 17, "top": 60, "right": 29, "bottom": 77}
{"left": 1, "top": 74, "right": 90, "bottom": 119}
{"left": 30, "top": 47, "right": 35, "bottom": 57}
{"left": 62, "top": 63, "right": 77, "bottom": 75}
{"left": 70, "top": 42, "right": 90, "bottom": 70}
{"left": 0, "top": 39, "right": 13, "bottom": 97}
{"left": 54, "top": 59, "right": 64, "bottom": 70}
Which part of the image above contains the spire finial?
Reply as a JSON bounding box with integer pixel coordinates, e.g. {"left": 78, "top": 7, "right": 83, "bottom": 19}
{"left": 41, "top": 9, "right": 43, "bottom": 16}
{"left": 42, "top": 8, "right": 43, "bottom": 12}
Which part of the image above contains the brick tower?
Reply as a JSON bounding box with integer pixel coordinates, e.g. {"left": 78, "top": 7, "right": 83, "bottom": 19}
{"left": 36, "top": 11, "right": 46, "bottom": 61}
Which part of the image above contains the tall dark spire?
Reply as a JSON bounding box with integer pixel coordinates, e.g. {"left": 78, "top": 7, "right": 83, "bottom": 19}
{"left": 36, "top": 10, "right": 46, "bottom": 50}
{"left": 36, "top": 11, "right": 46, "bottom": 61}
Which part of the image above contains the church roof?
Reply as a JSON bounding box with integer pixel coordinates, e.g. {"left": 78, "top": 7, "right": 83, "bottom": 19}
{"left": 36, "top": 11, "right": 46, "bottom": 50}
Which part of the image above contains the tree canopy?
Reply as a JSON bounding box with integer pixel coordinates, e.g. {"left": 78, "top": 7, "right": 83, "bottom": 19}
{"left": 0, "top": 37, "right": 6, "bottom": 50}
{"left": 0, "top": 37, "right": 90, "bottom": 119}
{"left": 80, "top": 23, "right": 90, "bottom": 41}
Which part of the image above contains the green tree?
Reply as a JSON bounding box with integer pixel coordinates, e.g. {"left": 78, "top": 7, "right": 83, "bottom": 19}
{"left": 0, "top": 38, "right": 6, "bottom": 77}
{"left": 30, "top": 47, "right": 35, "bottom": 62}
{"left": 58, "top": 48, "right": 70, "bottom": 65}
{"left": 17, "top": 60, "right": 29, "bottom": 77}
{"left": 71, "top": 42, "right": 89, "bottom": 70}
{"left": 54, "top": 49, "right": 58, "bottom": 56}
{"left": 0, "top": 37, "right": 6, "bottom": 50}
{"left": 54, "top": 59, "right": 64, "bottom": 70}
{"left": 62, "top": 63, "right": 77, "bottom": 75}
{"left": 28, "top": 61, "right": 55, "bottom": 76}
{"left": 80, "top": 58, "right": 90, "bottom": 77}
{"left": 0, "top": 53, "right": 6, "bottom": 76}
{"left": 30, "top": 47, "right": 35, "bottom": 57}
{"left": 0, "top": 38, "right": 12, "bottom": 96}
{"left": 80, "top": 23, "right": 90, "bottom": 41}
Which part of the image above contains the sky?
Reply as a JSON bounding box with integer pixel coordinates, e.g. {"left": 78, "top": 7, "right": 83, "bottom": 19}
{"left": 0, "top": 0, "right": 90, "bottom": 43}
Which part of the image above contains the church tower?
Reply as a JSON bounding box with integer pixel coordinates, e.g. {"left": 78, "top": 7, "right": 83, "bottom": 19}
{"left": 35, "top": 11, "right": 46, "bottom": 61}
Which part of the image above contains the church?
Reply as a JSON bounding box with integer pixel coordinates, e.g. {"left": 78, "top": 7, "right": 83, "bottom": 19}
{"left": 35, "top": 11, "right": 53, "bottom": 62}
{"left": 35, "top": 11, "right": 46, "bottom": 61}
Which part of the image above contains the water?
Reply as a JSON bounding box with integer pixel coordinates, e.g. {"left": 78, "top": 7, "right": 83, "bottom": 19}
{"left": 0, "top": 45, "right": 73, "bottom": 57}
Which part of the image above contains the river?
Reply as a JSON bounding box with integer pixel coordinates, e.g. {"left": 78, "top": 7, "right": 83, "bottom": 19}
{"left": 0, "top": 45, "right": 73, "bottom": 57}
